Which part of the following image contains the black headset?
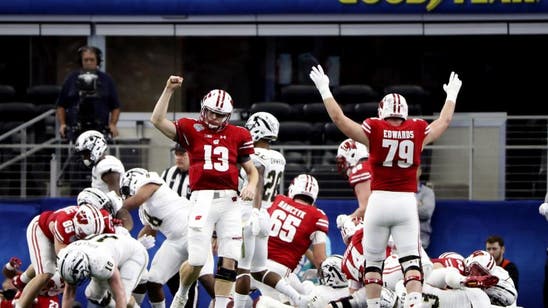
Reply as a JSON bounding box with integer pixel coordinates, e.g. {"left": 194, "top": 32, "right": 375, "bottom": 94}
{"left": 77, "top": 46, "right": 102, "bottom": 67}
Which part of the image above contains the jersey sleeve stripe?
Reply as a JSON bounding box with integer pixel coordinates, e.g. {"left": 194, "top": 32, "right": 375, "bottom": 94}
{"left": 349, "top": 174, "right": 371, "bottom": 184}
{"left": 361, "top": 122, "right": 371, "bottom": 134}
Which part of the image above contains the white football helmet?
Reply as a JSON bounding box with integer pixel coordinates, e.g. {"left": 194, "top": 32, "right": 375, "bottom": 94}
{"left": 57, "top": 247, "right": 90, "bottom": 285}
{"left": 245, "top": 112, "right": 279, "bottom": 142}
{"left": 336, "top": 138, "right": 369, "bottom": 175}
{"left": 120, "top": 168, "right": 150, "bottom": 198}
{"left": 199, "top": 89, "right": 233, "bottom": 131}
{"left": 288, "top": 174, "right": 319, "bottom": 204}
{"left": 465, "top": 250, "right": 496, "bottom": 276}
{"left": 77, "top": 187, "right": 113, "bottom": 214}
{"left": 438, "top": 251, "right": 465, "bottom": 261}
{"left": 319, "top": 255, "right": 347, "bottom": 288}
{"left": 74, "top": 130, "right": 108, "bottom": 167}
{"left": 336, "top": 214, "right": 363, "bottom": 245}
{"left": 72, "top": 204, "right": 105, "bottom": 239}
{"left": 378, "top": 93, "right": 408, "bottom": 120}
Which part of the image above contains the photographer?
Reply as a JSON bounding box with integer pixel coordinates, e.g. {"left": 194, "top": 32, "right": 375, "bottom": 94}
{"left": 56, "top": 45, "right": 121, "bottom": 142}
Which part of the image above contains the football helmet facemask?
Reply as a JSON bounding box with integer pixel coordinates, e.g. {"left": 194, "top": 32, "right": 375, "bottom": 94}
{"left": 74, "top": 130, "right": 108, "bottom": 167}
{"left": 245, "top": 111, "right": 280, "bottom": 143}
{"left": 336, "top": 138, "right": 369, "bottom": 175}
{"left": 57, "top": 247, "right": 91, "bottom": 285}
{"left": 199, "top": 89, "right": 233, "bottom": 131}
{"left": 319, "top": 255, "right": 347, "bottom": 288}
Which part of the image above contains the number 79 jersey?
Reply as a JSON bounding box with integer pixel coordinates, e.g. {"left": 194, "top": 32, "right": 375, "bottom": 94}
{"left": 267, "top": 195, "right": 329, "bottom": 270}
{"left": 175, "top": 118, "right": 254, "bottom": 191}
{"left": 362, "top": 118, "right": 429, "bottom": 192}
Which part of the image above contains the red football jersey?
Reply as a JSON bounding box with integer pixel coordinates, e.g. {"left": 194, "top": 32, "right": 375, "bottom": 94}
{"left": 267, "top": 195, "right": 329, "bottom": 270}
{"left": 37, "top": 206, "right": 79, "bottom": 244}
{"left": 431, "top": 257, "right": 467, "bottom": 275}
{"left": 11, "top": 291, "right": 59, "bottom": 308}
{"left": 174, "top": 118, "right": 254, "bottom": 191}
{"left": 342, "top": 228, "right": 364, "bottom": 282}
{"left": 361, "top": 118, "right": 429, "bottom": 192}
{"left": 347, "top": 160, "right": 372, "bottom": 189}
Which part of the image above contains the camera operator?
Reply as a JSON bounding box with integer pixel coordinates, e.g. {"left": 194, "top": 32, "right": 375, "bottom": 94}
{"left": 56, "top": 45, "right": 121, "bottom": 142}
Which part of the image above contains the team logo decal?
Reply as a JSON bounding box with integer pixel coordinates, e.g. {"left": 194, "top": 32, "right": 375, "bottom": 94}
{"left": 194, "top": 123, "right": 204, "bottom": 132}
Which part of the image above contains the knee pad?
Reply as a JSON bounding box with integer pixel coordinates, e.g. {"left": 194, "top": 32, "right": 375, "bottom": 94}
{"left": 216, "top": 257, "right": 237, "bottom": 282}
{"left": 364, "top": 260, "right": 383, "bottom": 286}
{"left": 399, "top": 255, "right": 423, "bottom": 286}
{"left": 215, "top": 267, "right": 237, "bottom": 282}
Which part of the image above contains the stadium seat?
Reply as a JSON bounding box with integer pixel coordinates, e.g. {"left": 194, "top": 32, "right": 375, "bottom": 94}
{"left": 26, "top": 85, "right": 61, "bottom": 105}
{"left": 278, "top": 121, "right": 314, "bottom": 144}
{"left": 249, "top": 101, "right": 293, "bottom": 121}
{"left": 280, "top": 85, "right": 321, "bottom": 104}
{"left": 0, "top": 85, "right": 16, "bottom": 103}
{"left": 302, "top": 103, "right": 331, "bottom": 123}
{"left": 353, "top": 102, "right": 378, "bottom": 120}
{"left": 383, "top": 84, "right": 428, "bottom": 106}
{"left": 309, "top": 164, "right": 353, "bottom": 198}
{"left": 323, "top": 122, "right": 346, "bottom": 145}
{"left": 333, "top": 84, "right": 379, "bottom": 104}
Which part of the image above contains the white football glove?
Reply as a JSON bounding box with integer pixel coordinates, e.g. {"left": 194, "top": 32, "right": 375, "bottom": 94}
{"left": 138, "top": 234, "right": 156, "bottom": 250}
{"left": 336, "top": 214, "right": 349, "bottom": 229}
{"left": 443, "top": 71, "right": 462, "bottom": 103}
{"left": 309, "top": 65, "right": 333, "bottom": 100}
{"left": 539, "top": 203, "right": 548, "bottom": 220}
{"left": 249, "top": 208, "right": 261, "bottom": 236}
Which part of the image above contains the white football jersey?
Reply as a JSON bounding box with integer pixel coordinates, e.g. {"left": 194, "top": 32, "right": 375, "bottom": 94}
{"left": 239, "top": 147, "right": 286, "bottom": 208}
{"left": 68, "top": 233, "right": 144, "bottom": 281}
{"left": 484, "top": 266, "right": 517, "bottom": 306}
{"left": 92, "top": 155, "right": 125, "bottom": 192}
{"left": 396, "top": 281, "right": 491, "bottom": 308}
{"left": 138, "top": 176, "right": 191, "bottom": 239}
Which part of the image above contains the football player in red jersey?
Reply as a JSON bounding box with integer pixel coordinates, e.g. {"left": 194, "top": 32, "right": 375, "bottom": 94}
{"left": 17, "top": 189, "right": 114, "bottom": 308}
{"left": 3, "top": 257, "right": 64, "bottom": 308}
{"left": 336, "top": 138, "right": 371, "bottom": 220}
{"left": 311, "top": 65, "right": 462, "bottom": 308}
{"left": 263, "top": 174, "right": 328, "bottom": 306}
{"left": 151, "top": 76, "right": 258, "bottom": 308}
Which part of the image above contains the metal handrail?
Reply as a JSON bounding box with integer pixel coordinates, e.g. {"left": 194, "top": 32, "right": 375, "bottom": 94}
{"left": 0, "top": 109, "right": 55, "bottom": 143}
{"left": 0, "top": 138, "right": 58, "bottom": 171}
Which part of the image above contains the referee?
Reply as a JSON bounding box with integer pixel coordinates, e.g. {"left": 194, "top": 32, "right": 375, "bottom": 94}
{"left": 161, "top": 143, "right": 198, "bottom": 307}
{"left": 161, "top": 143, "right": 190, "bottom": 199}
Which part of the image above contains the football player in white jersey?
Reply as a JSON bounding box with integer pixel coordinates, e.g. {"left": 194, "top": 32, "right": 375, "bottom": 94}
{"left": 74, "top": 130, "right": 133, "bottom": 230}
{"left": 120, "top": 168, "right": 215, "bottom": 308}
{"left": 56, "top": 233, "right": 148, "bottom": 308}
{"left": 235, "top": 112, "right": 309, "bottom": 308}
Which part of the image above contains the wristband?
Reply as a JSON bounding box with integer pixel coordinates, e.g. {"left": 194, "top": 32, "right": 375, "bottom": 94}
{"left": 446, "top": 93, "right": 458, "bottom": 103}
{"left": 318, "top": 87, "right": 333, "bottom": 100}
{"left": 5, "top": 262, "right": 14, "bottom": 271}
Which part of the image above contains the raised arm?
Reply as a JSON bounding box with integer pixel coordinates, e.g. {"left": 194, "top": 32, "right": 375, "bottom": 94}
{"left": 423, "top": 72, "right": 462, "bottom": 146}
{"left": 309, "top": 65, "right": 369, "bottom": 147}
{"left": 150, "top": 76, "right": 183, "bottom": 140}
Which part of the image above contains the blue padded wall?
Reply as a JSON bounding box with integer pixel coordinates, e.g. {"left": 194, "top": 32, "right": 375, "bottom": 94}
{"left": 1, "top": 198, "right": 546, "bottom": 307}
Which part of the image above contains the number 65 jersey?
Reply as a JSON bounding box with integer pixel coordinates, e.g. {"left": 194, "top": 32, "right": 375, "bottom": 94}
{"left": 267, "top": 195, "right": 329, "bottom": 271}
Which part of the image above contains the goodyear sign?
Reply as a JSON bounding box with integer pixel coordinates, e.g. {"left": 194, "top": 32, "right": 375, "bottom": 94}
{"left": 0, "top": 0, "right": 541, "bottom": 15}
